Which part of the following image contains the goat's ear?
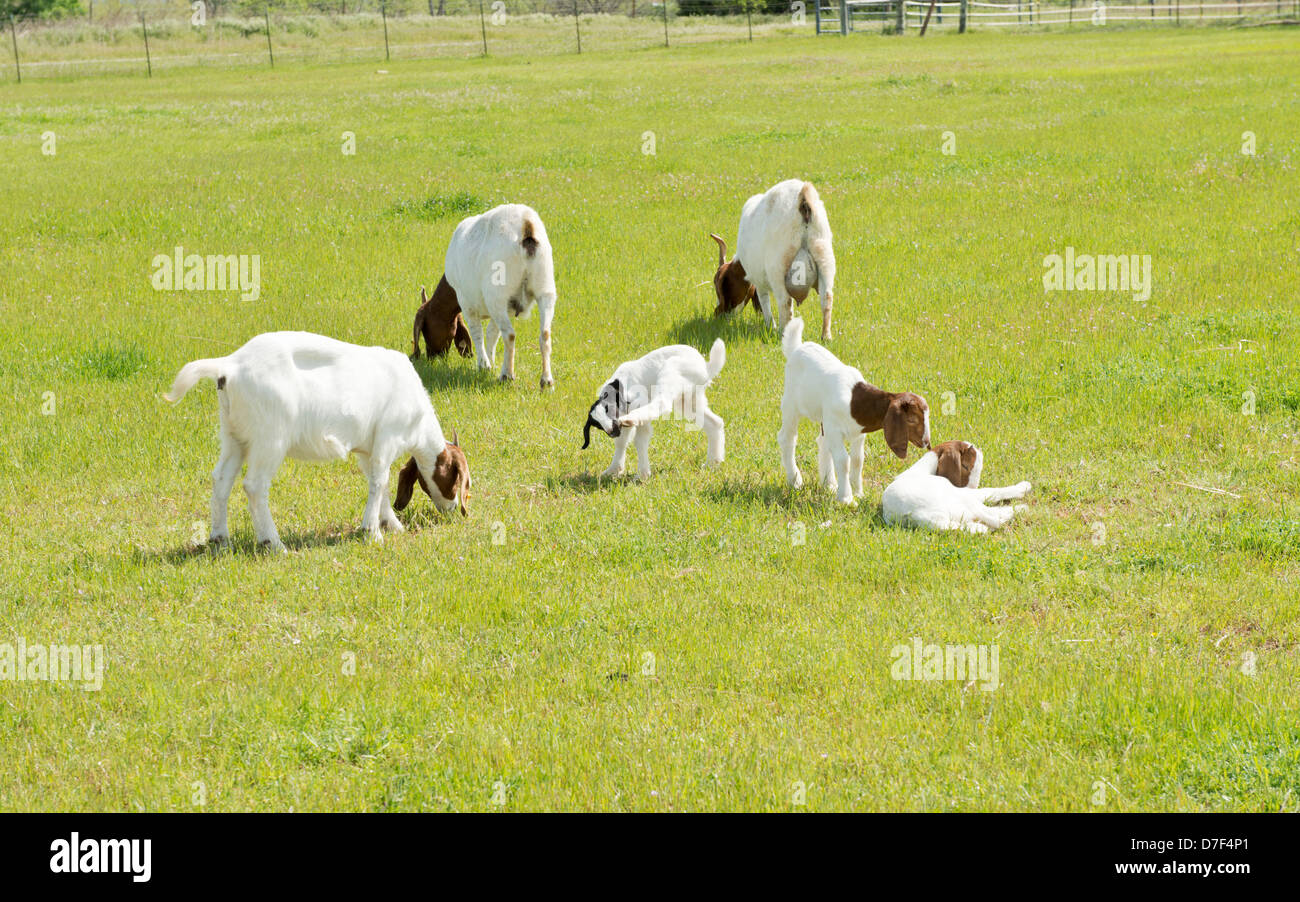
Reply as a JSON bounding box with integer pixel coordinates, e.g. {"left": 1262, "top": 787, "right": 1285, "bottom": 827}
{"left": 883, "top": 400, "right": 911, "bottom": 460}
{"left": 934, "top": 444, "right": 966, "bottom": 487}
{"left": 456, "top": 460, "right": 470, "bottom": 517}
{"left": 393, "top": 457, "right": 432, "bottom": 511}
{"left": 420, "top": 285, "right": 428, "bottom": 304}
{"left": 451, "top": 430, "right": 459, "bottom": 447}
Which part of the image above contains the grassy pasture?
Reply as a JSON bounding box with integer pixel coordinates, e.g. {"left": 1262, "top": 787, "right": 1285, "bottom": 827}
{"left": 1, "top": 25, "right": 1298, "bottom": 811}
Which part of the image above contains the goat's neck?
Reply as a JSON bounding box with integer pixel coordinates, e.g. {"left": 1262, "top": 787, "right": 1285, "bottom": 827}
{"left": 849, "top": 382, "right": 894, "bottom": 432}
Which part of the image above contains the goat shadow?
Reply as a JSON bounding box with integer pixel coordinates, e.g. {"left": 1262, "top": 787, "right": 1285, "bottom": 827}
{"left": 545, "top": 471, "right": 645, "bottom": 495}
{"left": 704, "top": 474, "right": 889, "bottom": 527}
{"left": 134, "top": 511, "right": 468, "bottom": 564}
{"left": 132, "top": 525, "right": 361, "bottom": 565}
{"left": 664, "top": 309, "right": 780, "bottom": 351}
{"left": 410, "top": 353, "right": 503, "bottom": 393}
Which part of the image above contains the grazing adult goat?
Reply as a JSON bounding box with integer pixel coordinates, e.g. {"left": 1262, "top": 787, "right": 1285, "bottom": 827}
{"left": 444, "top": 203, "right": 558, "bottom": 388}
{"left": 710, "top": 179, "right": 837, "bottom": 340}
{"left": 163, "top": 331, "right": 469, "bottom": 552}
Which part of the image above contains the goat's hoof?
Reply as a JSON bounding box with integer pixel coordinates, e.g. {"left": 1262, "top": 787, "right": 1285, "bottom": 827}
{"left": 838, "top": 496, "right": 858, "bottom": 508}
{"left": 600, "top": 466, "right": 624, "bottom": 479}
{"left": 259, "top": 539, "right": 287, "bottom": 554}
{"left": 789, "top": 472, "right": 803, "bottom": 490}
{"left": 540, "top": 376, "right": 555, "bottom": 389}
{"left": 499, "top": 373, "right": 514, "bottom": 383}
{"left": 381, "top": 518, "right": 404, "bottom": 533}
{"left": 364, "top": 528, "right": 384, "bottom": 544}
{"left": 705, "top": 457, "right": 723, "bottom": 469}
{"left": 637, "top": 470, "right": 651, "bottom": 483}
{"left": 207, "top": 534, "right": 230, "bottom": 550}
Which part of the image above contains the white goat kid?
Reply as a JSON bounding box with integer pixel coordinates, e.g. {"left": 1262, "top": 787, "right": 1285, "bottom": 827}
{"left": 445, "top": 203, "right": 557, "bottom": 388}
{"left": 581, "top": 340, "right": 726, "bottom": 483}
{"left": 881, "top": 440, "right": 1031, "bottom": 534}
{"left": 778, "top": 318, "right": 930, "bottom": 506}
{"left": 164, "top": 331, "right": 469, "bottom": 551}
{"left": 723, "top": 179, "right": 837, "bottom": 340}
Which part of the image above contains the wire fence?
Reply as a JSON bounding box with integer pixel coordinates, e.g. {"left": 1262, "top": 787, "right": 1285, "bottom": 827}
{"left": 4, "top": 0, "right": 1296, "bottom": 82}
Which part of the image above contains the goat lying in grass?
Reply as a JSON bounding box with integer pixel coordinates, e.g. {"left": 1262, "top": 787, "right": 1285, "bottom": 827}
{"left": 778, "top": 318, "right": 929, "bottom": 506}
{"left": 881, "top": 440, "right": 1031, "bottom": 533}
{"left": 164, "top": 331, "right": 469, "bottom": 551}
{"left": 582, "top": 340, "right": 726, "bottom": 483}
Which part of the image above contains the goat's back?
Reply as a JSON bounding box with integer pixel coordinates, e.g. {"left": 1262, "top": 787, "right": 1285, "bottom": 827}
{"left": 220, "top": 332, "right": 429, "bottom": 460}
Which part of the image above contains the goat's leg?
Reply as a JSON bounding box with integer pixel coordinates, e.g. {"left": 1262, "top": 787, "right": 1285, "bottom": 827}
{"left": 634, "top": 422, "right": 654, "bottom": 482}
{"left": 536, "top": 291, "right": 556, "bottom": 389}
{"left": 973, "top": 503, "right": 1015, "bottom": 529}
{"left": 464, "top": 316, "right": 491, "bottom": 370}
{"left": 355, "top": 452, "right": 392, "bottom": 542}
{"left": 817, "top": 430, "right": 835, "bottom": 491}
{"left": 488, "top": 312, "right": 516, "bottom": 382}
{"left": 602, "top": 427, "right": 634, "bottom": 479}
{"left": 849, "top": 433, "right": 866, "bottom": 498}
{"left": 778, "top": 407, "right": 802, "bottom": 489}
{"left": 209, "top": 429, "right": 244, "bottom": 547}
{"left": 768, "top": 281, "right": 795, "bottom": 333}
{"left": 242, "top": 446, "right": 286, "bottom": 552}
{"left": 978, "top": 481, "right": 1033, "bottom": 504}
{"left": 696, "top": 395, "right": 724, "bottom": 466}
{"left": 756, "top": 288, "right": 774, "bottom": 330}
{"left": 828, "top": 439, "right": 855, "bottom": 506}
{"left": 482, "top": 319, "right": 502, "bottom": 369}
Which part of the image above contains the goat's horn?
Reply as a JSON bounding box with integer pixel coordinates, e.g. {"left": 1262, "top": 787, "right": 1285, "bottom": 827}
{"left": 452, "top": 430, "right": 459, "bottom": 447}
{"left": 709, "top": 233, "right": 727, "bottom": 269}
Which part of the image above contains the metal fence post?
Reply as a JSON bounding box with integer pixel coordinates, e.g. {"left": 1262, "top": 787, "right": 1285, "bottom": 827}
{"left": 574, "top": 0, "right": 581, "bottom": 54}
{"left": 264, "top": 9, "right": 274, "bottom": 68}
{"left": 8, "top": 16, "right": 19, "bottom": 84}
{"left": 381, "top": 3, "right": 390, "bottom": 61}
{"left": 479, "top": 0, "right": 488, "bottom": 55}
{"left": 960, "top": 0, "right": 968, "bottom": 31}
{"left": 140, "top": 12, "right": 152, "bottom": 77}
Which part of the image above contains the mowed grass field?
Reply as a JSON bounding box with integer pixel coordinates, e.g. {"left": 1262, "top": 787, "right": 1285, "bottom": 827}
{"left": 1, "top": 25, "right": 1298, "bottom": 812}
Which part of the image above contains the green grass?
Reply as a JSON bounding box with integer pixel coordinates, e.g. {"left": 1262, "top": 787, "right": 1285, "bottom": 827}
{"left": 1, "top": 24, "right": 1298, "bottom": 812}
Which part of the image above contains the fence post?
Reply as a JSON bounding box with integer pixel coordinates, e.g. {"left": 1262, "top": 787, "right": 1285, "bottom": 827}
{"left": 264, "top": 9, "right": 274, "bottom": 68}
{"left": 747, "top": 5, "right": 753, "bottom": 41}
{"left": 574, "top": 0, "right": 581, "bottom": 53}
{"left": 896, "top": 0, "right": 905, "bottom": 31}
{"left": 816, "top": 0, "right": 822, "bottom": 32}
{"left": 140, "top": 12, "right": 152, "bottom": 77}
{"left": 381, "top": 3, "right": 390, "bottom": 61}
{"left": 839, "top": 0, "right": 848, "bottom": 32}
{"left": 8, "top": 16, "right": 18, "bottom": 84}
{"left": 478, "top": 0, "right": 488, "bottom": 55}
{"left": 1068, "top": 0, "right": 1073, "bottom": 25}
{"left": 919, "top": 0, "right": 937, "bottom": 32}
{"left": 663, "top": 0, "right": 669, "bottom": 47}
{"left": 960, "top": 0, "right": 967, "bottom": 31}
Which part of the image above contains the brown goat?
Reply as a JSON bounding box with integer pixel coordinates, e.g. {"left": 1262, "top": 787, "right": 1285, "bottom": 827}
{"left": 412, "top": 276, "right": 472, "bottom": 359}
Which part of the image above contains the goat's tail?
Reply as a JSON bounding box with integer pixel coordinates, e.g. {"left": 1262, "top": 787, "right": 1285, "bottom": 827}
{"left": 781, "top": 317, "right": 804, "bottom": 358}
{"left": 521, "top": 216, "right": 540, "bottom": 258}
{"left": 163, "top": 357, "right": 226, "bottom": 403}
{"left": 706, "top": 338, "right": 726, "bottom": 381}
